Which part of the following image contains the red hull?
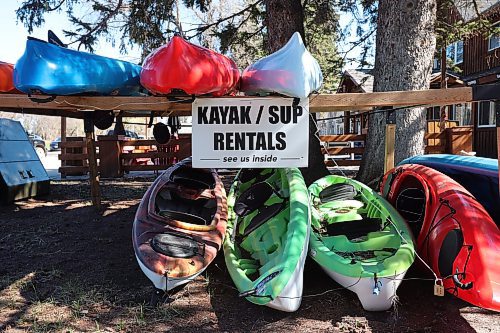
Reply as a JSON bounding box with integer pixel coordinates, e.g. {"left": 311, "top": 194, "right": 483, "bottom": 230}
{"left": 0, "top": 62, "right": 20, "bottom": 93}
{"left": 381, "top": 164, "right": 500, "bottom": 311}
{"left": 140, "top": 36, "right": 240, "bottom": 96}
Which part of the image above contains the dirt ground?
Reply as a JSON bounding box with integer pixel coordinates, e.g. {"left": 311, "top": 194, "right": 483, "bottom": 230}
{"left": 0, "top": 175, "right": 498, "bottom": 333}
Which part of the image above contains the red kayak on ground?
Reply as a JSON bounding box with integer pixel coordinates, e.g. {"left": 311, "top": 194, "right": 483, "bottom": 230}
{"left": 140, "top": 36, "right": 240, "bottom": 96}
{"left": 380, "top": 164, "right": 499, "bottom": 312}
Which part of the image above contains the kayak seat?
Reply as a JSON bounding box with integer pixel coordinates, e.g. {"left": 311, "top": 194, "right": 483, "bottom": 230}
{"left": 326, "top": 217, "right": 382, "bottom": 240}
{"left": 242, "top": 203, "right": 283, "bottom": 237}
{"left": 172, "top": 175, "right": 211, "bottom": 190}
{"left": 319, "top": 183, "right": 357, "bottom": 203}
{"left": 238, "top": 168, "right": 274, "bottom": 184}
{"left": 234, "top": 182, "right": 275, "bottom": 217}
{"left": 151, "top": 231, "right": 205, "bottom": 258}
{"left": 156, "top": 190, "right": 216, "bottom": 225}
{"left": 170, "top": 166, "right": 215, "bottom": 189}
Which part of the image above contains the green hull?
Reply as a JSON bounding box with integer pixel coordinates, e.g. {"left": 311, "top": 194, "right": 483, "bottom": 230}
{"left": 308, "top": 175, "right": 415, "bottom": 278}
{"left": 223, "top": 168, "right": 310, "bottom": 311}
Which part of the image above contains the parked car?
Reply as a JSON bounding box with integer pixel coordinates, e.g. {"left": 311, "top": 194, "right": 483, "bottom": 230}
{"left": 50, "top": 137, "right": 61, "bottom": 151}
{"left": 106, "top": 129, "right": 140, "bottom": 139}
{"left": 28, "top": 133, "right": 47, "bottom": 159}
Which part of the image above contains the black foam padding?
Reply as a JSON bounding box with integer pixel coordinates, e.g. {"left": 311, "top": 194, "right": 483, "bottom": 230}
{"left": 172, "top": 175, "right": 210, "bottom": 190}
{"left": 438, "top": 229, "right": 464, "bottom": 277}
{"left": 238, "top": 169, "right": 274, "bottom": 184}
{"left": 319, "top": 183, "right": 357, "bottom": 203}
{"left": 150, "top": 232, "right": 204, "bottom": 258}
{"left": 242, "top": 203, "right": 283, "bottom": 237}
{"left": 326, "top": 217, "right": 381, "bottom": 240}
{"left": 171, "top": 166, "right": 215, "bottom": 188}
{"left": 234, "top": 182, "right": 274, "bottom": 217}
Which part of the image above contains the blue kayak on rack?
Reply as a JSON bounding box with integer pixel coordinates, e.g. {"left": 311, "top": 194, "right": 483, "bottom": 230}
{"left": 14, "top": 36, "right": 142, "bottom": 96}
{"left": 399, "top": 154, "right": 499, "bottom": 224}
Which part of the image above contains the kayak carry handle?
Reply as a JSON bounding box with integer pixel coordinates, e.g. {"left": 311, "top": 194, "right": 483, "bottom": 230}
{"left": 453, "top": 270, "right": 473, "bottom": 290}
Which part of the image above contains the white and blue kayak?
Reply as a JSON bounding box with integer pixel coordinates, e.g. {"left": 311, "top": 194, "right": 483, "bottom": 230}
{"left": 240, "top": 32, "right": 323, "bottom": 99}
{"left": 399, "top": 154, "right": 499, "bottom": 224}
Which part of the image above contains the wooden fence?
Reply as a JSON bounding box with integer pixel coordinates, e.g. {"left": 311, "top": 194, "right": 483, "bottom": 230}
{"left": 320, "top": 121, "right": 473, "bottom": 167}
{"left": 59, "top": 134, "right": 192, "bottom": 177}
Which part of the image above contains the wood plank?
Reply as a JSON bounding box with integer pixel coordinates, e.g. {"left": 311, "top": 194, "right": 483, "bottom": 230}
{"left": 309, "top": 87, "right": 473, "bottom": 113}
{"left": 85, "top": 129, "right": 101, "bottom": 208}
{"left": 120, "top": 139, "right": 190, "bottom": 147}
{"left": 0, "top": 88, "right": 475, "bottom": 118}
{"left": 325, "top": 159, "right": 362, "bottom": 167}
{"left": 320, "top": 134, "right": 366, "bottom": 142}
{"left": 384, "top": 124, "right": 396, "bottom": 173}
{"left": 59, "top": 153, "right": 92, "bottom": 161}
{"left": 60, "top": 141, "right": 87, "bottom": 148}
{"left": 321, "top": 147, "right": 365, "bottom": 155}
{"left": 59, "top": 166, "right": 89, "bottom": 173}
{"left": 122, "top": 164, "right": 171, "bottom": 171}
{"left": 425, "top": 132, "right": 446, "bottom": 140}
{"left": 425, "top": 145, "right": 446, "bottom": 154}
{"left": 121, "top": 152, "right": 177, "bottom": 159}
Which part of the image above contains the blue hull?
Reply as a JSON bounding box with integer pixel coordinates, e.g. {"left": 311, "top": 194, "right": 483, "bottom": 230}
{"left": 14, "top": 38, "right": 142, "bottom": 96}
{"left": 399, "top": 154, "right": 499, "bottom": 224}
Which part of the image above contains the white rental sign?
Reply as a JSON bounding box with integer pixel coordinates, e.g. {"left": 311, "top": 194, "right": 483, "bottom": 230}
{"left": 192, "top": 97, "right": 309, "bottom": 168}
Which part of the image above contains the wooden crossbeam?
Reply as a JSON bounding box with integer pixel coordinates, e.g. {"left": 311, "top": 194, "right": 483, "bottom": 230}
{"left": 0, "top": 86, "right": 478, "bottom": 118}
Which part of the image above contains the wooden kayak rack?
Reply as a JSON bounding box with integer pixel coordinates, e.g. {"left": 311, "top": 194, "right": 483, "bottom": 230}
{"left": 0, "top": 84, "right": 498, "bottom": 207}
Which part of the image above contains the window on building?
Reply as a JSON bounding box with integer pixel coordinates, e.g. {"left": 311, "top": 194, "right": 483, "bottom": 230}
{"left": 451, "top": 103, "right": 472, "bottom": 126}
{"left": 478, "top": 101, "right": 497, "bottom": 127}
{"left": 489, "top": 34, "right": 500, "bottom": 51}
{"left": 446, "top": 41, "right": 464, "bottom": 64}
{"left": 433, "top": 58, "right": 440, "bottom": 70}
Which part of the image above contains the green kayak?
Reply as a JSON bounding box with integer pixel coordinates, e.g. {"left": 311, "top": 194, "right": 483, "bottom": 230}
{"left": 308, "top": 175, "right": 415, "bottom": 311}
{"left": 223, "top": 168, "right": 310, "bottom": 312}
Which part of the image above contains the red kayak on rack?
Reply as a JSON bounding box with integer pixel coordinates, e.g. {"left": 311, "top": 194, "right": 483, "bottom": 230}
{"left": 0, "top": 62, "right": 20, "bottom": 93}
{"left": 140, "top": 36, "right": 240, "bottom": 96}
{"left": 380, "top": 164, "right": 500, "bottom": 311}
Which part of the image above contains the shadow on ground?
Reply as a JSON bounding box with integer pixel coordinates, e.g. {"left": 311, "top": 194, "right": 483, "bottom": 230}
{"left": 0, "top": 178, "right": 498, "bottom": 332}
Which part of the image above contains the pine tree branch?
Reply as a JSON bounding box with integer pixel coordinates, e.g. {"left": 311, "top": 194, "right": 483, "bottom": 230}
{"left": 339, "top": 27, "right": 376, "bottom": 66}
{"left": 181, "top": 0, "right": 263, "bottom": 36}
{"left": 65, "top": 0, "right": 124, "bottom": 50}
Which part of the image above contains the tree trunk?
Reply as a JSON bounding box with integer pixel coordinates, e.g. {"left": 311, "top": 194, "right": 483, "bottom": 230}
{"left": 264, "top": 0, "right": 329, "bottom": 185}
{"left": 357, "top": 0, "right": 437, "bottom": 184}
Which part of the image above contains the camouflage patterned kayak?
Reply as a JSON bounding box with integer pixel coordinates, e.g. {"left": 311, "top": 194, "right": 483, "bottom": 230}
{"left": 308, "top": 175, "right": 415, "bottom": 311}
{"left": 133, "top": 157, "right": 227, "bottom": 293}
{"left": 223, "top": 168, "right": 310, "bottom": 312}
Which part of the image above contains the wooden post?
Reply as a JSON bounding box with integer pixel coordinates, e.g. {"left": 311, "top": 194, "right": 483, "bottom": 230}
{"left": 384, "top": 108, "right": 396, "bottom": 173}
{"left": 439, "top": 46, "right": 448, "bottom": 132}
{"left": 61, "top": 117, "right": 67, "bottom": 179}
{"left": 496, "top": 103, "right": 500, "bottom": 196}
{"left": 84, "top": 114, "right": 101, "bottom": 208}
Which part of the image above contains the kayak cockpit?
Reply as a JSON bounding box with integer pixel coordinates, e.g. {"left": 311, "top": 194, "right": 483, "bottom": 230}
{"left": 150, "top": 165, "right": 219, "bottom": 231}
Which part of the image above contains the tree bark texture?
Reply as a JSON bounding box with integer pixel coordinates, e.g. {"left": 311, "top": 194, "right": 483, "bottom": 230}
{"left": 264, "top": 0, "right": 328, "bottom": 185}
{"left": 357, "top": 0, "right": 437, "bottom": 184}
{"left": 265, "top": 0, "right": 305, "bottom": 53}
